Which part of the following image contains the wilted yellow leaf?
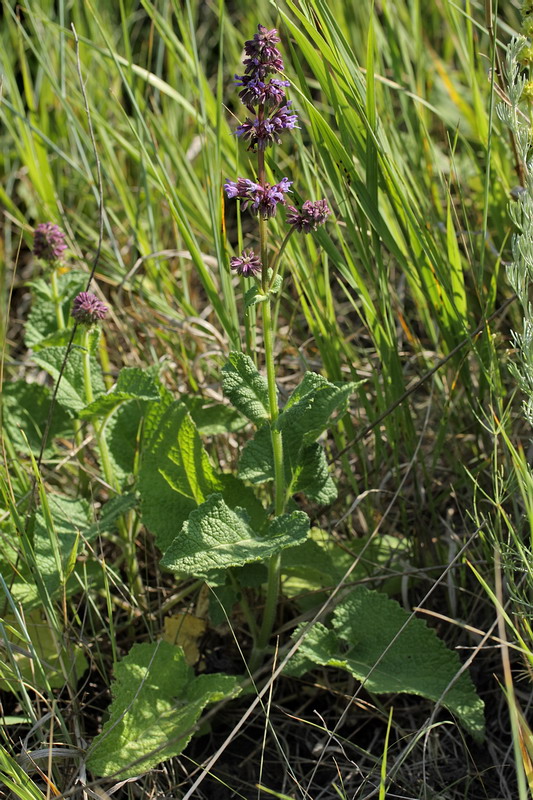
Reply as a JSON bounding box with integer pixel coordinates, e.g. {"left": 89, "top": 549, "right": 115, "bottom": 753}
{"left": 163, "top": 613, "right": 207, "bottom": 666}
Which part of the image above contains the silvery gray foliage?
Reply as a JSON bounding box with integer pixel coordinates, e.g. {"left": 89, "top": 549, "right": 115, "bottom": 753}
{"left": 498, "top": 37, "right": 533, "bottom": 426}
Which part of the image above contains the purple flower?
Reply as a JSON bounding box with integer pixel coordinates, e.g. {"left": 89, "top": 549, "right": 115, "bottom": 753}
{"left": 236, "top": 103, "right": 298, "bottom": 150}
{"left": 243, "top": 25, "right": 284, "bottom": 78}
{"left": 230, "top": 249, "right": 262, "bottom": 278}
{"left": 224, "top": 177, "right": 261, "bottom": 200}
{"left": 225, "top": 176, "right": 292, "bottom": 218}
{"left": 235, "top": 75, "right": 290, "bottom": 109}
{"left": 286, "top": 199, "right": 331, "bottom": 233}
{"left": 33, "top": 222, "right": 68, "bottom": 262}
{"left": 71, "top": 292, "right": 108, "bottom": 326}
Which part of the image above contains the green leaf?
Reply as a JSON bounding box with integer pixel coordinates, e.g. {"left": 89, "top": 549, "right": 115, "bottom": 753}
{"left": 32, "top": 346, "right": 105, "bottom": 414}
{"left": 239, "top": 373, "right": 356, "bottom": 503}
{"left": 1, "top": 381, "right": 70, "bottom": 456}
{"left": 277, "top": 374, "right": 357, "bottom": 451}
{"left": 291, "top": 443, "right": 337, "bottom": 504}
{"left": 140, "top": 395, "right": 266, "bottom": 552}
{"left": 87, "top": 641, "right": 239, "bottom": 778}
{"left": 221, "top": 351, "right": 271, "bottom": 425}
{"left": 183, "top": 396, "right": 246, "bottom": 435}
{"left": 288, "top": 587, "right": 485, "bottom": 741}
{"left": 161, "top": 494, "right": 309, "bottom": 580}
{"left": 244, "top": 285, "right": 268, "bottom": 310}
{"left": 139, "top": 397, "right": 222, "bottom": 551}
{"left": 238, "top": 425, "right": 274, "bottom": 484}
{"left": 106, "top": 400, "right": 146, "bottom": 485}
{"left": 33, "top": 495, "right": 91, "bottom": 597}
{"left": 25, "top": 272, "right": 87, "bottom": 348}
{"left": 238, "top": 431, "right": 338, "bottom": 503}
{"left": 79, "top": 367, "right": 160, "bottom": 418}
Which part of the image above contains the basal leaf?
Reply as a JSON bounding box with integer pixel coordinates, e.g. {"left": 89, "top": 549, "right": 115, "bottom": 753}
{"left": 79, "top": 367, "right": 160, "bottom": 418}
{"left": 289, "top": 586, "right": 485, "bottom": 741}
{"left": 160, "top": 494, "right": 309, "bottom": 579}
{"left": 33, "top": 346, "right": 105, "bottom": 414}
{"left": 221, "top": 351, "right": 271, "bottom": 425}
{"left": 87, "top": 641, "right": 239, "bottom": 778}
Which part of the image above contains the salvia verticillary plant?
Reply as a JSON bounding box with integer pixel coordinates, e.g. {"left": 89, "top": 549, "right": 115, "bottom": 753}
{"left": 222, "top": 24, "right": 332, "bottom": 665}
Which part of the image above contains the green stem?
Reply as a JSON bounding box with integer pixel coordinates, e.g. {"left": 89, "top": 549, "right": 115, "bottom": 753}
{"left": 253, "top": 159, "right": 286, "bottom": 660}
{"left": 81, "top": 328, "right": 145, "bottom": 606}
{"left": 50, "top": 268, "right": 65, "bottom": 329}
{"left": 268, "top": 227, "right": 295, "bottom": 290}
{"left": 51, "top": 267, "right": 86, "bottom": 488}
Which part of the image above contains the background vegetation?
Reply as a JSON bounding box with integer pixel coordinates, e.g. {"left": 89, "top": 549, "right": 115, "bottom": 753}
{"left": 1, "top": 0, "right": 532, "bottom": 797}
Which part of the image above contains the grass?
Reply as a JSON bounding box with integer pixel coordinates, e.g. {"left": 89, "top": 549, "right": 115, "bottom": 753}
{"left": 1, "top": 0, "right": 533, "bottom": 797}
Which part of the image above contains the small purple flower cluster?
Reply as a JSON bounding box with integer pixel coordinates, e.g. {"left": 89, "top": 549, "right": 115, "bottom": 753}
{"left": 230, "top": 249, "right": 262, "bottom": 278}
{"left": 234, "top": 25, "right": 298, "bottom": 152}
{"left": 286, "top": 200, "right": 331, "bottom": 233}
{"left": 225, "top": 25, "right": 331, "bottom": 279}
{"left": 33, "top": 222, "right": 68, "bottom": 263}
{"left": 71, "top": 292, "right": 108, "bottom": 326}
{"left": 224, "top": 177, "right": 292, "bottom": 218}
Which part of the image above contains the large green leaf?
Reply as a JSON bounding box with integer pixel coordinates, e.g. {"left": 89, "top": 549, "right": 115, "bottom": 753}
{"left": 79, "top": 367, "right": 160, "bottom": 418}
{"left": 238, "top": 372, "right": 356, "bottom": 503}
{"left": 139, "top": 396, "right": 265, "bottom": 551}
{"left": 221, "top": 351, "right": 271, "bottom": 426}
{"left": 288, "top": 586, "right": 485, "bottom": 740}
{"left": 161, "top": 493, "right": 309, "bottom": 580}
{"left": 87, "top": 641, "right": 239, "bottom": 778}
{"left": 32, "top": 346, "right": 105, "bottom": 414}
{"left": 139, "top": 396, "right": 222, "bottom": 551}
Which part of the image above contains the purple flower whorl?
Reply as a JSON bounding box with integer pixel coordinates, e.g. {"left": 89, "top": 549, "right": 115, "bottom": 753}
{"left": 33, "top": 222, "right": 68, "bottom": 263}
{"left": 286, "top": 199, "right": 331, "bottom": 233}
{"left": 71, "top": 292, "right": 108, "bottom": 326}
{"left": 230, "top": 249, "right": 262, "bottom": 278}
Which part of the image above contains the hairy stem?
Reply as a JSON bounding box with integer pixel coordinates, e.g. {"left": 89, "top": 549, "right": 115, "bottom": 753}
{"left": 253, "top": 142, "right": 286, "bottom": 663}
{"left": 50, "top": 268, "right": 65, "bottom": 329}
{"left": 81, "top": 328, "right": 145, "bottom": 606}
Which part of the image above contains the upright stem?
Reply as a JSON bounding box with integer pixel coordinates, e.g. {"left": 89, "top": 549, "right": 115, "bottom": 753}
{"left": 81, "top": 328, "right": 145, "bottom": 606}
{"left": 50, "top": 268, "right": 65, "bottom": 329}
{"left": 252, "top": 144, "right": 287, "bottom": 663}
{"left": 51, "top": 268, "right": 86, "bottom": 488}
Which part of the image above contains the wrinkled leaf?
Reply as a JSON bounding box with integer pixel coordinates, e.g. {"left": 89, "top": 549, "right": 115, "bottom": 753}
{"left": 140, "top": 396, "right": 265, "bottom": 552}
{"left": 79, "top": 367, "right": 160, "bottom": 418}
{"left": 288, "top": 586, "right": 485, "bottom": 740}
{"left": 161, "top": 494, "right": 309, "bottom": 580}
{"left": 33, "top": 346, "right": 105, "bottom": 414}
{"left": 1, "top": 381, "right": 70, "bottom": 456}
{"left": 221, "top": 351, "right": 271, "bottom": 425}
{"left": 87, "top": 641, "right": 239, "bottom": 777}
